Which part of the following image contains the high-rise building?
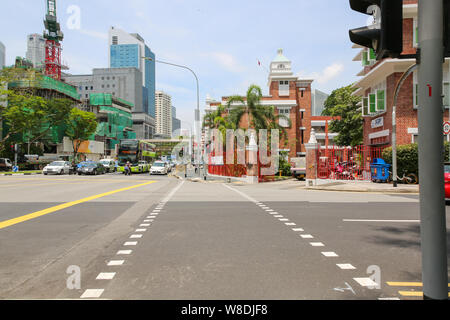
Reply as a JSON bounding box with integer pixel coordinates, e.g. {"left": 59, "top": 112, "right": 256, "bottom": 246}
{"left": 155, "top": 91, "right": 172, "bottom": 136}
{"left": 26, "top": 34, "right": 46, "bottom": 68}
{"left": 108, "top": 27, "right": 156, "bottom": 118}
{"left": 172, "top": 106, "right": 181, "bottom": 137}
{"left": 311, "top": 89, "right": 329, "bottom": 116}
{"left": 0, "top": 41, "right": 5, "bottom": 70}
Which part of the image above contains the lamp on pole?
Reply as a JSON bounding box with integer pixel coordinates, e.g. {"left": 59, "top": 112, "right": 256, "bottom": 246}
{"left": 142, "top": 57, "right": 202, "bottom": 178}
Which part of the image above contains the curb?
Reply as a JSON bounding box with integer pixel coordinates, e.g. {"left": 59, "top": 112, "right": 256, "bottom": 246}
{"left": 0, "top": 172, "right": 43, "bottom": 176}
{"left": 304, "top": 187, "right": 419, "bottom": 194}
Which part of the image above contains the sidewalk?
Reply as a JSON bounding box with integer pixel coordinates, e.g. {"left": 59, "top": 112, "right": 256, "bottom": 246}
{"left": 304, "top": 180, "right": 419, "bottom": 194}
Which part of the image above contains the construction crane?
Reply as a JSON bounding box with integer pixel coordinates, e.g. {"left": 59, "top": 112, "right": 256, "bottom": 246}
{"left": 43, "top": 0, "right": 64, "bottom": 80}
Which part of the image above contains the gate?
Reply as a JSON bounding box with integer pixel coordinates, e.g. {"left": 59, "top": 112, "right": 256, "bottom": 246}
{"left": 316, "top": 146, "right": 386, "bottom": 181}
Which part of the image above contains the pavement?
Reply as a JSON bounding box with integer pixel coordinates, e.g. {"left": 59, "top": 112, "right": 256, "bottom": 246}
{"left": 304, "top": 181, "right": 420, "bottom": 194}
{"left": 0, "top": 172, "right": 448, "bottom": 300}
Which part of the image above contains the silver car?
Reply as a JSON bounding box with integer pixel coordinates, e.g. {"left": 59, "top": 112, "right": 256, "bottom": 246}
{"left": 43, "top": 161, "right": 71, "bottom": 175}
{"left": 99, "top": 159, "right": 116, "bottom": 173}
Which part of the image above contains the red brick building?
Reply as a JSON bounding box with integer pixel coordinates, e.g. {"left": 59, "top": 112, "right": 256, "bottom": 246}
{"left": 353, "top": 0, "right": 450, "bottom": 147}
{"left": 205, "top": 49, "right": 336, "bottom": 161}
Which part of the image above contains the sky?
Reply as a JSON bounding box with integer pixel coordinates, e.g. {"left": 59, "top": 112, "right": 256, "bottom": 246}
{"left": 0, "top": 0, "right": 368, "bottom": 128}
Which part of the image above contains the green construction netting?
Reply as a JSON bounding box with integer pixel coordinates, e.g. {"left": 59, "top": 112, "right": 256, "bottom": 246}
{"left": 9, "top": 76, "right": 80, "bottom": 101}
{"left": 90, "top": 93, "right": 112, "bottom": 106}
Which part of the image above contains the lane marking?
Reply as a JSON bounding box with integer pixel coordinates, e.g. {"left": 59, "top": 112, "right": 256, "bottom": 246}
{"left": 387, "top": 282, "right": 450, "bottom": 287}
{"left": 300, "top": 234, "right": 314, "bottom": 239}
{"left": 0, "top": 181, "right": 157, "bottom": 230}
{"left": 343, "top": 219, "right": 420, "bottom": 223}
{"left": 285, "top": 223, "right": 296, "bottom": 226}
{"left": 117, "top": 250, "right": 132, "bottom": 255}
{"left": 81, "top": 289, "right": 104, "bottom": 299}
{"left": 398, "top": 291, "right": 450, "bottom": 297}
{"left": 135, "top": 229, "right": 147, "bottom": 232}
{"left": 378, "top": 297, "right": 400, "bottom": 300}
{"left": 354, "top": 277, "right": 378, "bottom": 287}
{"left": 130, "top": 234, "right": 143, "bottom": 239}
{"left": 140, "top": 224, "right": 150, "bottom": 227}
{"left": 279, "top": 218, "right": 289, "bottom": 222}
{"left": 337, "top": 264, "right": 356, "bottom": 270}
{"left": 107, "top": 260, "right": 124, "bottom": 266}
{"left": 269, "top": 212, "right": 279, "bottom": 215}
{"left": 310, "top": 242, "right": 325, "bottom": 247}
{"left": 274, "top": 215, "right": 284, "bottom": 218}
{"left": 322, "top": 252, "right": 339, "bottom": 257}
{"left": 96, "top": 272, "right": 116, "bottom": 280}
{"left": 124, "top": 242, "right": 138, "bottom": 246}
{"left": 292, "top": 228, "right": 304, "bottom": 232}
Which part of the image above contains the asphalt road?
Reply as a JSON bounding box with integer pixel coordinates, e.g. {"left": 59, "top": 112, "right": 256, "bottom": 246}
{"left": 0, "top": 173, "right": 448, "bottom": 300}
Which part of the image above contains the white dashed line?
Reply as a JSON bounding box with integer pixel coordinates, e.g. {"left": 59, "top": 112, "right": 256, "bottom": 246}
{"left": 136, "top": 229, "right": 147, "bottom": 232}
{"left": 117, "top": 250, "right": 132, "bottom": 255}
{"left": 378, "top": 297, "right": 401, "bottom": 300}
{"left": 269, "top": 212, "right": 279, "bottom": 215}
{"left": 322, "top": 252, "right": 339, "bottom": 257}
{"left": 81, "top": 289, "right": 104, "bottom": 299}
{"left": 354, "top": 277, "right": 379, "bottom": 287}
{"left": 292, "top": 228, "right": 304, "bottom": 232}
{"left": 285, "top": 223, "right": 296, "bottom": 226}
{"left": 96, "top": 272, "right": 116, "bottom": 280}
{"left": 279, "top": 218, "right": 289, "bottom": 222}
{"left": 337, "top": 264, "right": 356, "bottom": 270}
{"left": 143, "top": 220, "right": 152, "bottom": 223}
{"left": 140, "top": 224, "right": 150, "bottom": 227}
{"left": 107, "top": 260, "right": 124, "bottom": 266}
{"left": 274, "top": 215, "right": 284, "bottom": 218}
{"left": 266, "top": 209, "right": 274, "bottom": 212}
{"left": 310, "top": 242, "right": 325, "bottom": 247}
{"left": 130, "top": 234, "right": 143, "bottom": 239}
{"left": 124, "top": 242, "right": 138, "bottom": 246}
{"left": 300, "top": 234, "right": 314, "bottom": 239}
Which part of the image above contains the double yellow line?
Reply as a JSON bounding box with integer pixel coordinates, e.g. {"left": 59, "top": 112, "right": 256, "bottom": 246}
{"left": 0, "top": 181, "right": 157, "bottom": 230}
{"left": 387, "top": 282, "right": 450, "bottom": 298}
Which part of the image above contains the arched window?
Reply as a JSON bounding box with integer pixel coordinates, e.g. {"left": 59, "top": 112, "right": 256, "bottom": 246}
{"left": 278, "top": 64, "right": 285, "bottom": 69}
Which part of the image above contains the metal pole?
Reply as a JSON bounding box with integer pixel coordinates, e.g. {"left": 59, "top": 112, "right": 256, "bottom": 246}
{"left": 142, "top": 57, "right": 201, "bottom": 178}
{"left": 392, "top": 64, "right": 418, "bottom": 188}
{"left": 417, "top": 0, "right": 448, "bottom": 300}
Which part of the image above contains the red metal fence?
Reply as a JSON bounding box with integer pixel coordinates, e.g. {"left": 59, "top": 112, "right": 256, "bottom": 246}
{"left": 316, "top": 145, "right": 386, "bottom": 181}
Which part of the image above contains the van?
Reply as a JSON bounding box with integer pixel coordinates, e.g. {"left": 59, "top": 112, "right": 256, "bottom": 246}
{"left": 0, "top": 158, "right": 13, "bottom": 172}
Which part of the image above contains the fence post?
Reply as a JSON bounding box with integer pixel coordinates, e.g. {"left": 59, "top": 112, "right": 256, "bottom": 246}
{"left": 305, "top": 129, "right": 319, "bottom": 186}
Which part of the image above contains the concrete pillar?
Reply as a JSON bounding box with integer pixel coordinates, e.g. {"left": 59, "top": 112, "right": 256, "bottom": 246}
{"left": 246, "top": 130, "right": 259, "bottom": 184}
{"left": 305, "top": 128, "right": 319, "bottom": 186}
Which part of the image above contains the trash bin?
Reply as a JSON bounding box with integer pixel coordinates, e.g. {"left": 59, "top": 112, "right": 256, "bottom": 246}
{"left": 370, "top": 158, "right": 391, "bottom": 183}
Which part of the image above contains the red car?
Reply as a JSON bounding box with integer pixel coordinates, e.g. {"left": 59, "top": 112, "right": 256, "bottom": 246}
{"left": 445, "top": 163, "right": 450, "bottom": 200}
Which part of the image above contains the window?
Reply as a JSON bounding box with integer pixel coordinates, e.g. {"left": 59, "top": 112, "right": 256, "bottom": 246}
{"left": 85, "top": 86, "right": 88, "bottom": 90}
{"left": 444, "top": 83, "right": 450, "bottom": 107}
{"left": 112, "top": 36, "right": 118, "bottom": 45}
{"left": 279, "top": 81, "right": 289, "bottom": 96}
{"left": 369, "top": 94, "right": 377, "bottom": 113}
{"left": 102, "top": 85, "right": 105, "bottom": 88}
{"left": 376, "top": 90, "right": 385, "bottom": 112}
{"left": 278, "top": 64, "right": 285, "bottom": 69}
{"left": 278, "top": 109, "right": 290, "bottom": 127}
{"left": 362, "top": 97, "right": 369, "bottom": 116}
{"left": 90, "top": 86, "right": 93, "bottom": 90}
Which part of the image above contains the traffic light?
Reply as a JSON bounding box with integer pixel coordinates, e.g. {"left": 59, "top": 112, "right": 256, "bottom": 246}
{"left": 349, "top": 0, "right": 403, "bottom": 60}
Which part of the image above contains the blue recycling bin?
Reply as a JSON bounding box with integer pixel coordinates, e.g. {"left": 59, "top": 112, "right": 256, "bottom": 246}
{"left": 370, "top": 158, "right": 391, "bottom": 183}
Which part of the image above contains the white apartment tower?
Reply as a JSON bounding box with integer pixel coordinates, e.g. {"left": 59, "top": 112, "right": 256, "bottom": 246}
{"left": 0, "top": 41, "right": 5, "bottom": 70}
{"left": 26, "top": 34, "right": 46, "bottom": 68}
{"left": 155, "top": 91, "right": 172, "bottom": 136}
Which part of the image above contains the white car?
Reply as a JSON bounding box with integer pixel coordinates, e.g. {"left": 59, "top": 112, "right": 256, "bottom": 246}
{"left": 150, "top": 161, "right": 168, "bottom": 175}
{"left": 43, "top": 161, "right": 71, "bottom": 175}
{"left": 99, "top": 159, "right": 116, "bottom": 173}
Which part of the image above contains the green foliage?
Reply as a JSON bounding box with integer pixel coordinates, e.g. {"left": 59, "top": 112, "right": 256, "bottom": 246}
{"left": 322, "top": 85, "right": 363, "bottom": 147}
{"left": 279, "top": 151, "right": 291, "bottom": 176}
{"left": 382, "top": 144, "right": 419, "bottom": 176}
{"left": 65, "top": 108, "right": 98, "bottom": 159}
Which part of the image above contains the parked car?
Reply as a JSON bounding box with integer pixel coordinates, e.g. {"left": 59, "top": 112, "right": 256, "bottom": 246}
{"left": 150, "top": 161, "right": 168, "bottom": 175}
{"left": 99, "top": 159, "right": 116, "bottom": 173}
{"left": 445, "top": 163, "right": 450, "bottom": 201}
{"left": 77, "top": 162, "right": 106, "bottom": 175}
{"left": 0, "top": 158, "right": 13, "bottom": 172}
{"left": 43, "top": 161, "right": 72, "bottom": 175}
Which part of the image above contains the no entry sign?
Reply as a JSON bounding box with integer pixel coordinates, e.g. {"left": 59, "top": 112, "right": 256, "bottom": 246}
{"left": 444, "top": 122, "right": 450, "bottom": 135}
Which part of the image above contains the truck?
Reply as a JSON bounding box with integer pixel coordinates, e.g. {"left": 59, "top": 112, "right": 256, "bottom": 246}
{"left": 290, "top": 157, "right": 306, "bottom": 180}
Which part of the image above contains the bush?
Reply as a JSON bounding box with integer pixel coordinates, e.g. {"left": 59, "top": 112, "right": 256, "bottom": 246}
{"left": 382, "top": 142, "right": 450, "bottom": 176}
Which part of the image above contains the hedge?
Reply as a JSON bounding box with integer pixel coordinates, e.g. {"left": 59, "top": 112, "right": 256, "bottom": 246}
{"left": 382, "top": 142, "right": 450, "bottom": 176}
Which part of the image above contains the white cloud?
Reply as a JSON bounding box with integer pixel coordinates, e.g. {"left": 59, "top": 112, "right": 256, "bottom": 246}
{"left": 298, "top": 62, "right": 344, "bottom": 85}
{"left": 207, "top": 52, "right": 246, "bottom": 73}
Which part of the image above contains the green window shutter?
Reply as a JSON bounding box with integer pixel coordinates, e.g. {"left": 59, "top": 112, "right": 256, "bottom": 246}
{"left": 362, "top": 51, "right": 369, "bottom": 66}
{"left": 369, "top": 48, "right": 376, "bottom": 61}
{"left": 376, "top": 90, "right": 385, "bottom": 111}
{"left": 415, "top": 27, "right": 418, "bottom": 46}
{"left": 369, "top": 93, "right": 377, "bottom": 113}
{"left": 415, "top": 84, "right": 419, "bottom": 107}
{"left": 362, "top": 97, "right": 369, "bottom": 116}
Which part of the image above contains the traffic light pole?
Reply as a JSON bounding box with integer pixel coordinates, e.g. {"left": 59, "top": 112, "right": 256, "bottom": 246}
{"left": 417, "top": 0, "right": 448, "bottom": 300}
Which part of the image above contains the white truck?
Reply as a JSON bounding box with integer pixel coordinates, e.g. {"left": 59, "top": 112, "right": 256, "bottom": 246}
{"left": 290, "top": 157, "right": 306, "bottom": 180}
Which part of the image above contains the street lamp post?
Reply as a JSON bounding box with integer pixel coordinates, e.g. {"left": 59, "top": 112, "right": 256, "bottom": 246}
{"left": 142, "top": 57, "right": 202, "bottom": 178}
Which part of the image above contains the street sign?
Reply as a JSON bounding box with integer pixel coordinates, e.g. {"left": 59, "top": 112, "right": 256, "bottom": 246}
{"left": 444, "top": 122, "right": 450, "bottom": 135}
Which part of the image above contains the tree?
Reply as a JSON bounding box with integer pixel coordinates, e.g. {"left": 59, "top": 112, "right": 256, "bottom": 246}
{"left": 65, "top": 108, "right": 98, "bottom": 161}
{"left": 226, "top": 85, "right": 290, "bottom": 139}
{"left": 322, "top": 85, "right": 363, "bottom": 147}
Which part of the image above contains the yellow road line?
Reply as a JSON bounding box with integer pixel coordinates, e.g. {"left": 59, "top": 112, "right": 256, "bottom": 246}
{"left": 399, "top": 291, "right": 450, "bottom": 297}
{"left": 388, "top": 282, "right": 450, "bottom": 287}
{"left": 0, "top": 181, "right": 157, "bottom": 230}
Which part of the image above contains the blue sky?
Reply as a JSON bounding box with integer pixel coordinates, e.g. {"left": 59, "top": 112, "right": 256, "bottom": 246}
{"left": 0, "top": 0, "right": 368, "bottom": 127}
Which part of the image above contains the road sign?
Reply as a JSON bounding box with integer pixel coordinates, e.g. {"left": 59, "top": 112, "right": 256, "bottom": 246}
{"left": 444, "top": 122, "right": 450, "bottom": 135}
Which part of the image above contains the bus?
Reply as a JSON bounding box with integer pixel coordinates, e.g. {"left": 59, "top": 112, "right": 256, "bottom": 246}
{"left": 117, "top": 139, "right": 156, "bottom": 173}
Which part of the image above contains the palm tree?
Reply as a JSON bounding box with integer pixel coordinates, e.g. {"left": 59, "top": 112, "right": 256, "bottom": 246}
{"left": 226, "top": 85, "right": 290, "bottom": 140}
